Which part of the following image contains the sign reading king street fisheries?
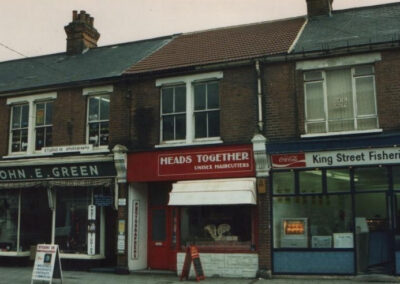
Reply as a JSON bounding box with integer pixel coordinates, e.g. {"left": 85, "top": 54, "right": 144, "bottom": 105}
{"left": 127, "top": 145, "right": 254, "bottom": 182}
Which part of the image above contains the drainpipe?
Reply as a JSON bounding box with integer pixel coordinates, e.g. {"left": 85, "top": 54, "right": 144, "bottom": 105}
{"left": 255, "top": 60, "right": 263, "bottom": 132}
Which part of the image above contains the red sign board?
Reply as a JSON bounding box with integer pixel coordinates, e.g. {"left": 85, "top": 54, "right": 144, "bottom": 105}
{"left": 127, "top": 145, "right": 254, "bottom": 182}
{"left": 271, "top": 153, "right": 306, "bottom": 168}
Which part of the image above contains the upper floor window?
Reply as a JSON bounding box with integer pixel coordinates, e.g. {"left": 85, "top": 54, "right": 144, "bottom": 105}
{"left": 304, "top": 65, "right": 378, "bottom": 135}
{"left": 157, "top": 72, "right": 223, "bottom": 145}
{"left": 8, "top": 93, "right": 57, "bottom": 155}
{"left": 83, "top": 86, "right": 112, "bottom": 147}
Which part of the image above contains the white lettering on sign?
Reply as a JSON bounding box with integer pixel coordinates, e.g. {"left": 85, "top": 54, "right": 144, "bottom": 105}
{"left": 195, "top": 152, "right": 249, "bottom": 163}
{"left": 306, "top": 147, "right": 400, "bottom": 167}
{"left": 160, "top": 155, "right": 193, "bottom": 165}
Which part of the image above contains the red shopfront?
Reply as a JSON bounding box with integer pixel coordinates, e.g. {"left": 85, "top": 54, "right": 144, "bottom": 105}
{"left": 127, "top": 144, "right": 259, "bottom": 278}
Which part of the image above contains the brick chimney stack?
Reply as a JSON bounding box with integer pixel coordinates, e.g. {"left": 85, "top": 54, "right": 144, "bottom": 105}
{"left": 64, "top": 10, "right": 100, "bottom": 55}
{"left": 306, "top": 0, "right": 333, "bottom": 17}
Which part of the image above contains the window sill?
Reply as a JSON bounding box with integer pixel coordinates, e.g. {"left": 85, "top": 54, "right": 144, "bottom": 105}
{"left": 301, "top": 129, "right": 383, "bottom": 138}
{"left": 0, "top": 251, "right": 30, "bottom": 257}
{"left": 60, "top": 253, "right": 105, "bottom": 260}
{"left": 155, "top": 139, "right": 223, "bottom": 148}
{"left": 3, "top": 148, "right": 110, "bottom": 159}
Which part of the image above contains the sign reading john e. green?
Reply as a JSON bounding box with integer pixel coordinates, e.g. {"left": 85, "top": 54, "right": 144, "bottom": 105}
{"left": 0, "top": 162, "right": 116, "bottom": 181}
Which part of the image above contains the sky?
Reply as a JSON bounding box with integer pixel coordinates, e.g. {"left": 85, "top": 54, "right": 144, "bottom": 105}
{"left": 0, "top": 0, "right": 398, "bottom": 62}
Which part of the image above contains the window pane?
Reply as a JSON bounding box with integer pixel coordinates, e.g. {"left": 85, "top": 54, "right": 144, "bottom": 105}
{"left": 46, "top": 127, "right": 52, "bottom": 147}
{"left": 162, "top": 88, "right": 173, "bottom": 114}
{"left": 357, "top": 117, "right": 378, "bottom": 130}
{"left": 21, "top": 129, "right": 28, "bottom": 151}
{"left": 327, "top": 169, "right": 350, "bottom": 192}
{"left": 45, "top": 102, "right": 53, "bottom": 125}
{"left": 100, "top": 96, "right": 110, "bottom": 120}
{"left": 273, "top": 171, "right": 295, "bottom": 195}
{"left": 326, "top": 69, "right": 354, "bottom": 122}
{"left": 356, "top": 76, "right": 375, "bottom": 116}
{"left": 355, "top": 65, "right": 374, "bottom": 76}
{"left": 35, "top": 127, "right": 45, "bottom": 150}
{"left": 21, "top": 105, "right": 29, "bottom": 128}
{"left": 305, "top": 82, "right": 324, "bottom": 120}
{"left": 11, "top": 130, "right": 21, "bottom": 152}
{"left": 273, "top": 195, "right": 353, "bottom": 248}
{"left": 88, "top": 97, "right": 99, "bottom": 121}
{"left": 195, "top": 112, "right": 207, "bottom": 138}
{"left": 36, "top": 103, "right": 45, "bottom": 126}
{"left": 208, "top": 111, "right": 220, "bottom": 137}
{"left": 393, "top": 166, "right": 400, "bottom": 190}
{"left": 175, "top": 86, "right": 186, "bottom": 113}
{"left": 354, "top": 167, "right": 388, "bottom": 191}
{"left": 0, "top": 190, "right": 19, "bottom": 251}
{"left": 12, "top": 106, "right": 21, "bottom": 129}
{"left": 194, "top": 84, "right": 206, "bottom": 110}
{"left": 299, "top": 170, "right": 323, "bottom": 194}
{"left": 99, "top": 122, "right": 109, "bottom": 146}
{"left": 328, "top": 119, "right": 354, "bottom": 132}
{"left": 306, "top": 122, "right": 326, "bottom": 134}
{"left": 88, "top": 123, "right": 99, "bottom": 146}
{"left": 180, "top": 206, "right": 251, "bottom": 248}
{"left": 162, "top": 116, "right": 174, "bottom": 141}
{"left": 152, "top": 209, "right": 166, "bottom": 241}
{"left": 304, "top": 70, "right": 323, "bottom": 81}
{"left": 207, "top": 82, "right": 219, "bottom": 109}
{"left": 175, "top": 114, "right": 186, "bottom": 140}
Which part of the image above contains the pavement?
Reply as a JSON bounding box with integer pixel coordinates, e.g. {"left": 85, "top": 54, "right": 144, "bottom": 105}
{"left": 1, "top": 266, "right": 400, "bottom": 284}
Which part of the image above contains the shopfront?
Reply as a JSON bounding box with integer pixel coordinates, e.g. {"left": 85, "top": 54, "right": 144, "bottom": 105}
{"left": 0, "top": 154, "right": 117, "bottom": 266}
{"left": 127, "top": 144, "right": 260, "bottom": 278}
{"left": 270, "top": 146, "right": 400, "bottom": 275}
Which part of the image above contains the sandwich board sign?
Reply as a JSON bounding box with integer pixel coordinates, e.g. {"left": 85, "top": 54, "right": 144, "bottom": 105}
{"left": 31, "top": 244, "right": 63, "bottom": 283}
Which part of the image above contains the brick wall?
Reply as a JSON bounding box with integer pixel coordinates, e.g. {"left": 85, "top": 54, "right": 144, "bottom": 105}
{"left": 0, "top": 97, "right": 10, "bottom": 155}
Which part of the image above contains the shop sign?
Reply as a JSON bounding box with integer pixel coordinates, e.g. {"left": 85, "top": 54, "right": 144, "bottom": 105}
{"left": 94, "top": 195, "right": 113, "bottom": 207}
{"left": 271, "top": 147, "right": 400, "bottom": 169}
{"left": 0, "top": 162, "right": 116, "bottom": 182}
{"left": 88, "top": 232, "right": 96, "bottom": 255}
{"left": 132, "top": 200, "right": 140, "bottom": 260}
{"left": 31, "top": 244, "right": 63, "bottom": 283}
{"left": 128, "top": 145, "right": 254, "bottom": 182}
{"left": 42, "top": 144, "right": 93, "bottom": 154}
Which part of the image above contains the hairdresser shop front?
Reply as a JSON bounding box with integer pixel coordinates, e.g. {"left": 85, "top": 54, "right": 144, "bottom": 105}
{"left": 127, "top": 144, "right": 260, "bottom": 278}
{"left": 270, "top": 144, "right": 400, "bottom": 275}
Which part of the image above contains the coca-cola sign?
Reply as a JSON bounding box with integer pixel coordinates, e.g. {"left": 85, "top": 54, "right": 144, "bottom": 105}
{"left": 271, "top": 153, "right": 306, "bottom": 168}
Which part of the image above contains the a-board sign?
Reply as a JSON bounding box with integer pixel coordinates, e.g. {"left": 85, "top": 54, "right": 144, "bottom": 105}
{"left": 31, "top": 244, "right": 63, "bottom": 284}
{"left": 180, "top": 246, "right": 205, "bottom": 282}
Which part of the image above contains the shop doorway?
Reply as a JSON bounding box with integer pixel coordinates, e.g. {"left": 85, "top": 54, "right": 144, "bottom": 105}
{"left": 355, "top": 191, "right": 394, "bottom": 274}
{"left": 148, "top": 183, "right": 176, "bottom": 270}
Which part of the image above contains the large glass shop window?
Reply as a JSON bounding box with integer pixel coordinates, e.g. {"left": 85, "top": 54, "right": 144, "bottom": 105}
{"left": 180, "top": 206, "right": 252, "bottom": 249}
{"left": 55, "top": 188, "right": 100, "bottom": 254}
{"left": 0, "top": 190, "right": 18, "bottom": 251}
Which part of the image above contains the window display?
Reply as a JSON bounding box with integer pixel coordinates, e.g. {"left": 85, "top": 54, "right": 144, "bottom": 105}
{"left": 180, "top": 206, "right": 252, "bottom": 249}
{"left": 0, "top": 190, "right": 18, "bottom": 251}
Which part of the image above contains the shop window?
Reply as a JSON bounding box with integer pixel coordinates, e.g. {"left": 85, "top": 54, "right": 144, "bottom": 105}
{"left": 35, "top": 101, "right": 53, "bottom": 150}
{"left": 55, "top": 188, "right": 101, "bottom": 254}
{"left": 303, "top": 65, "right": 378, "bottom": 135}
{"left": 273, "top": 171, "right": 295, "bottom": 195}
{"left": 7, "top": 93, "right": 57, "bottom": 155}
{"left": 180, "top": 206, "right": 252, "bottom": 249}
{"left": 157, "top": 72, "right": 223, "bottom": 145}
{"left": 299, "top": 170, "right": 323, "bottom": 194}
{"left": 326, "top": 169, "right": 351, "bottom": 193}
{"left": 87, "top": 95, "right": 110, "bottom": 147}
{"left": 20, "top": 189, "right": 52, "bottom": 251}
{"left": 273, "top": 195, "right": 353, "bottom": 249}
{"left": 395, "top": 193, "right": 400, "bottom": 250}
{"left": 354, "top": 167, "right": 388, "bottom": 191}
{"left": 393, "top": 166, "right": 400, "bottom": 191}
{"left": 0, "top": 190, "right": 19, "bottom": 252}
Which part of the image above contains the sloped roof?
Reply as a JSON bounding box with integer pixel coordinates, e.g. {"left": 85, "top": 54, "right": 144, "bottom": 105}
{"left": 125, "top": 17, "right": 306, "bottom": 74}
{"left": 293, "top": 2, "right": 400, "bottom": 53}
{"left": 0, "top": 36, "right": 172, "bottom": 94}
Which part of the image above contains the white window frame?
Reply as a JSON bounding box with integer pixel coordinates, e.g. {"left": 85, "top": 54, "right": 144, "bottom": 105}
{"left": 7, "top": 92, "right": 57, "bottom": 155}
{"left": 34, "top": 100, "right": 54, "bottom": 151}
{"left": 83, "top": 85, "right": 113, "bottom": 149}
{"left": 156, "top": 72, "right": 223, "bottom": 147}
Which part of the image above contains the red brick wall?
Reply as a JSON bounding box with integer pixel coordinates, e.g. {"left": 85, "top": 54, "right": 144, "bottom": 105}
{"left": 0, "top": 97, "right": 10, "bottom": 155}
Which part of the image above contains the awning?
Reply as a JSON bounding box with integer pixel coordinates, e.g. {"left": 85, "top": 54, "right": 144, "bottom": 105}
{"left": 168, "top": 178, "right": 256, "bottom": 206}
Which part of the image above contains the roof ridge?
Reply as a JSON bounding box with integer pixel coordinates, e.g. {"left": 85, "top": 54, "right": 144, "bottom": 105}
{"left": 332, "top": 1, "right": 400, "bottom": 14}
{"left": 181, "top": 15, "right": 306, "bottom": 36}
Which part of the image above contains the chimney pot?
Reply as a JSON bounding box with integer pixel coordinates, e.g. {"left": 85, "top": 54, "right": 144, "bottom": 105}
{"left": 65, "top": 10, "right": 100, "bottom": 55}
